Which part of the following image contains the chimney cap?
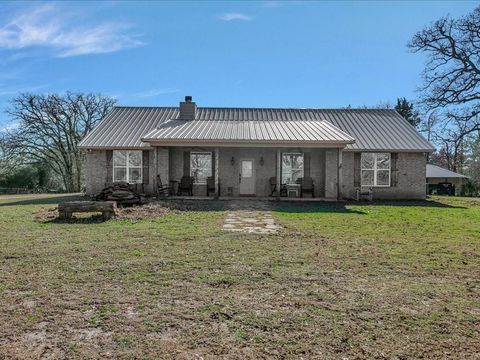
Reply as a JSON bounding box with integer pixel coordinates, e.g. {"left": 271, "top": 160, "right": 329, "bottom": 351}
{"left": 185, "top": 95, "right": 192, "bottom": 102}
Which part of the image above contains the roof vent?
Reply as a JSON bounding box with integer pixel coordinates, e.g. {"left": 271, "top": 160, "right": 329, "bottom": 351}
{"left": 179, "top": 96, "right": 196, "bottom": 120}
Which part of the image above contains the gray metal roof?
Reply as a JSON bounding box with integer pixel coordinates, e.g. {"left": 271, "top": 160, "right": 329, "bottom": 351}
{"left": 426, "top": 164, "right": 468, "bottom": 179}
{"left": 141, "top": 119, "right": 354, "bottom": 145}
{"left": 79, "top": 106, "right": 435, "bottom": 151}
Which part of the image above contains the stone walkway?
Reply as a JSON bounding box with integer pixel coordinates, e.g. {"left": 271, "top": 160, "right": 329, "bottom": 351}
{"left": 222, "top": 201, "right": 282, "bottom": 234}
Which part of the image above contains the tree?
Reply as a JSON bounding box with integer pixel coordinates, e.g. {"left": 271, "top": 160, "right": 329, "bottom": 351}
{"left": 409, "top": 6, "right": 480, "bottom": 174}
{"left": 4, "top": 93, "right": 115, "bottom": 192}
{"left": 395, "top": 97, "right": 421, "bottom": 127}
{"left": 408, "top": 6, "right": 480, "bottom": 123}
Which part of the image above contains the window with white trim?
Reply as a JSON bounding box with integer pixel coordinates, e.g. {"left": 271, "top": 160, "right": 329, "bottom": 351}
{"left": 113, "top": 150, "right": 143, "bottom": 183}
{"left": 361, "top": 153, "right": 391, "bottom": 187}
{"left": 282, "top": 153, "right": 304, "bottom": 184}
{"left": 190, "top": 152, "right": 212, "bottom": 183}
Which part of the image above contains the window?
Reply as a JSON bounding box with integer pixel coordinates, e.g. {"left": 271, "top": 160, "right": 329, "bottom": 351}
{"left": 113, "top": 150, "right": 142, "bottom": 183}
{"left": 361, "top": 153, "right": 390, "bottom": 187}
{"left": 282, "top": 153, "right": 304, "bottom": 184}
{"left": 190, "top": 152, "right": 212, "bottom": 183}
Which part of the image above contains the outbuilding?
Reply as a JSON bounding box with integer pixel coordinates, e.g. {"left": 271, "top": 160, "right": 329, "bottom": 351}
{"left": 426, "top": 164, "right": 468, "bottom": 196}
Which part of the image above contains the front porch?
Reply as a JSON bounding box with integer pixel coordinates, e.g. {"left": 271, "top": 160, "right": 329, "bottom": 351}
{"left": 153, "top": 146, "right": 344, "bottom": 200}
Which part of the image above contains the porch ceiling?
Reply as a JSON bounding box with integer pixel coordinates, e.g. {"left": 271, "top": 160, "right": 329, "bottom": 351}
{"left": 141, "top": 119, "right": 355, "bottom": 146}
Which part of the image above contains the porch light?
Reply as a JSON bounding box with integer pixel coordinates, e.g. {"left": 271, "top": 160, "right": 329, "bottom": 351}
{"left": 260, "top": 156, "right": 264, "bottom": 166}
{"left": 231, "top": 156, "right": 235, "bottom": 166}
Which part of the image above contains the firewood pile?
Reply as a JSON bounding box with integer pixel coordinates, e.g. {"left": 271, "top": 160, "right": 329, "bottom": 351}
{"left": 96, "top": 182, "right": 142, "bottom": 205}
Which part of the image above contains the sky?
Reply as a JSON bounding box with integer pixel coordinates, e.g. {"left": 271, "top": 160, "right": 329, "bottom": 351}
{"left": 0, "top": 1, "right": 478, "bottom": 128}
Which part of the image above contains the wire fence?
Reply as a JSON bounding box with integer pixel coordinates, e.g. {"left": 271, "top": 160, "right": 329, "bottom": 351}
{"left": 0, "top": 188, "right": 62, "bottom": 195}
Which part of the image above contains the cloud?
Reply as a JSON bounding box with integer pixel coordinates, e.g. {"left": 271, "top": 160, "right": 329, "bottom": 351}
{"left": 263, "top": 1, "right": 282, "bottom": 8}
{"left": 0, "top": 4, "right": 143, "bottom": 57}
{"left": 219, "top": 13, "right": 253, "bottom": 22}
{"left": 130, "top": 88, "right": 180, "bottom": 99}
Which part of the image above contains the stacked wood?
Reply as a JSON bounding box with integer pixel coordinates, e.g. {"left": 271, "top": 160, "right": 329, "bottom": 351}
{"left": 96, "top": 182, "right": 142, "bottom": 205}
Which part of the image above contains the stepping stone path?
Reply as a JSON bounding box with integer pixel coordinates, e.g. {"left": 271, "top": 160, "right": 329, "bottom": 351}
{"left": 222, "top": 201, "right": 282, "bottom": 234}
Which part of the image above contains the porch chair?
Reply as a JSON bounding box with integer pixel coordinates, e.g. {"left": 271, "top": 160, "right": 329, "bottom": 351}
{"left": 206, "top": 176, "right": 218, "bottom": 197}
{"left": 177, "top": 176, "right": 194, "bottom": 196}
{"left": 269, "top": 177, "right": 288, "bottom": 197}
{"left": 156, "top": 175, "right": 171, "bottom": 197}
{"left": 356, "top": 187, "right": 373, "bottom": 201}
{"left": 300, "top": 177, "right": 315, "bottom": 198}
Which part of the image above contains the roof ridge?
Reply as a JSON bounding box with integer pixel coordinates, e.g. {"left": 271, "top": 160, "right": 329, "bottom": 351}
{"left": 113, "top": 105, "right": 396, "bottom": 111}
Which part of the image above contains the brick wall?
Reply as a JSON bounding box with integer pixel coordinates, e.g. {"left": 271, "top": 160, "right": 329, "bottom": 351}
{"left": 85, "top": 150, "right": 107, "bottom": 195}
{"left": 341, "top": 152, "right": 427, "bottom": 200}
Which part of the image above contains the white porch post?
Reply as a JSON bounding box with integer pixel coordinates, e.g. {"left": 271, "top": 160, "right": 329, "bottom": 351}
{"left": 157, "top": 147, "right": 170, "bottom": 195}
{"left": 215, "top": 147, "right": 220, "bottom": 199}
{"left": 324, "top": 149, "right": 338, "bottom": 199}
{"left": 337, "top": 148, "right": 343, "bottom": 200}
{"left": 154, "top": 146, "right": 158, "bottom": 196}
{"left": 276, "top": 149, "right": 281, "bottom": 200}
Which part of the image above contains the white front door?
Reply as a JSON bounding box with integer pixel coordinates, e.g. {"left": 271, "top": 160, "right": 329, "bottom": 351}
{"left": 239, "top": 159, "right": 255, "bottom": 195}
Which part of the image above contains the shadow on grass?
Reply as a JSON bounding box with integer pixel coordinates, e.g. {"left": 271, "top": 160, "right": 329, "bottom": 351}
{"left": 272, "top": 199, "right": 466, "bottom": 214}
{"left": 0, "top": 194, "right": 88, "bottom": 207}
{"left": 35, "top": 212, "right": 111, "bottom": 225}
{"left": 344, "top": 199, "right": 467, "bottom": 209}
{"left": 273, "top": 202, "right": 367, "bottom": 214}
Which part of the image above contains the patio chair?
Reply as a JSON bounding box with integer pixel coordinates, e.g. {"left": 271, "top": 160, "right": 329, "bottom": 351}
{"left": 157, "top": 175, "right": 171, "bottom": 197}
{"left": 300, "top": 177, "right": 315, "bottom": 198}
{"left": 269, "top": 177, "right": 288, "bottom": 197}
{"left": 177, "top": 176, "right": 194, "bottom": 196}
{"left": 206, "top": 176, "right": 218, "bottom": 196}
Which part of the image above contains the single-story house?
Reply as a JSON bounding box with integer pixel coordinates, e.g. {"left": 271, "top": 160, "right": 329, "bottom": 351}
{"left": 426, "top": 164, "right": 468, "bottom": 196}
{"left": 79, "top": 96, "right": 435, "bottom": 200}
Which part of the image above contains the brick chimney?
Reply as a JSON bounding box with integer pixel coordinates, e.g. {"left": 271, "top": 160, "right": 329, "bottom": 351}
{"left": 179, "top": 96, "right": 196, "bottom": 120}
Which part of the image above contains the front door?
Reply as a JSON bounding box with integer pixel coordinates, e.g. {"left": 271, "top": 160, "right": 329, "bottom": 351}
{"left": 239, "top": 159, "right": 255, "bottom": 195}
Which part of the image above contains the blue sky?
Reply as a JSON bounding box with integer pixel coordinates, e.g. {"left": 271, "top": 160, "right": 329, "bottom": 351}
{"left": 0, "top": 1, "right": 477, "bottom": 127}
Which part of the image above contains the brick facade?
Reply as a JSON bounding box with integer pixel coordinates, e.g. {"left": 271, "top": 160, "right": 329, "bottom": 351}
{"left": 85, "top": 147, "right": 427, "bottom": 199}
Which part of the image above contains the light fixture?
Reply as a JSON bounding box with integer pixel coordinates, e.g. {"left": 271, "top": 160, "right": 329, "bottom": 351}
{"left": 260, "top": 156, "right": 264, "bottom": 166}
{"left": 231, "top": 156, "right": 235, "bottom": 166}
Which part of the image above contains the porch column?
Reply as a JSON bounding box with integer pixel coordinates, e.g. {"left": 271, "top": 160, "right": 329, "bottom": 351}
{"left": 324, "top": 149, "right": 338, "bottom": 199}
{"left": 154, "top": 147, "right": 158, "bottom": 195}
{"left": 214, "top": 147, "right": 219, "bottom": 199}
{"left": 276, "top": 149, "right": 281, "bottom": 200}
{"left": 337, "top": 148, "right": 343, "bottom": 200}
{"left": 157, "top": 147, "right": 169, "bottom": 194}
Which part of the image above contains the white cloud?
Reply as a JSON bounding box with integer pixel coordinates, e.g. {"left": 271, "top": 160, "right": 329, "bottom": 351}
{"left": 219, "top": 13, "right": 253, "bottom": 22}
{"left": 130, "top": 88, "right": 180, "bottom": 99}
{"left": 0, "top": 4, "right": 143, "bottom": 57}
{"left": 263, "top": 1, "right": 282, "bottom": 8}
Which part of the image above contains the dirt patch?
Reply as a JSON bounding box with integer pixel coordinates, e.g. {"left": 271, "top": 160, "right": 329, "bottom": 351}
{"left": 33, "top": 203, "right": 180, "bottom": 222}
{"left": 115, "top": 203, "right": 179, "bottom": 220}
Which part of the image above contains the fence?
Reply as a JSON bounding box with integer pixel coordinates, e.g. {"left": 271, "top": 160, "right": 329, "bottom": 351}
{"left": 0, "top": 188, "right": 37, "bottom": 195}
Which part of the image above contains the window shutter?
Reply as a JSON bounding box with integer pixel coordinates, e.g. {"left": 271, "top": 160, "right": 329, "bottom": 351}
{"left": 106, "top": 150, "right": 113, "bottom": 184}
{"left": 183, "top": 151, "right": 190, "bottom": 176}
{"left": 304, "top": 152, "right": 311, "bottom": 179}
{"left": 391, "top": 153, "right": 398, "bottom": 187}
{"left": 354, "top": 152, "right": 361, "bottom": 187}
{"left": 142, "top": 150, "right": 150, "bottom": 185}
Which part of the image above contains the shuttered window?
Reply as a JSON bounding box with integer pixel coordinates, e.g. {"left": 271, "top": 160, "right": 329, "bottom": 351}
{"left": 113, "top": 150, "right": 143, "bottom": 183}
{"left": 361, "top": 153, "right": 391, "bottom": 187}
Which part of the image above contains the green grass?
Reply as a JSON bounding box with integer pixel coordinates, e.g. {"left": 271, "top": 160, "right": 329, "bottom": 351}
{"left": 0, "top": 194, "right": 479, "bottom": 358}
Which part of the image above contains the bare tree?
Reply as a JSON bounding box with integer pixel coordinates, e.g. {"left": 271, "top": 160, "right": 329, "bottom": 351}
{"left": 4, "top": 93, "right": 115, "bottom": 192}
{"left": 409, "top": 6, "right": 480, "bottom": 172}
{"left": 408, "top": 6, "right": 480, "bottom": 120}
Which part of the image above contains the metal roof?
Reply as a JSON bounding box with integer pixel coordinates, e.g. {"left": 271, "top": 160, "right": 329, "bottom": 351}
{"left": 79, "top": 106, "right": 435, "bottom": 151}
{"left": 426, "top": 164, "right": 468, "bottom": 179}
{"left": 141, "top": 119, "right": 354, "bottom": 145}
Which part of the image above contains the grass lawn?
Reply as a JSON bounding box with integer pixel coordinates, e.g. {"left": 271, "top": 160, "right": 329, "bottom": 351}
{"left": 0, "top": 195, "right": 479, "bottom": 359}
